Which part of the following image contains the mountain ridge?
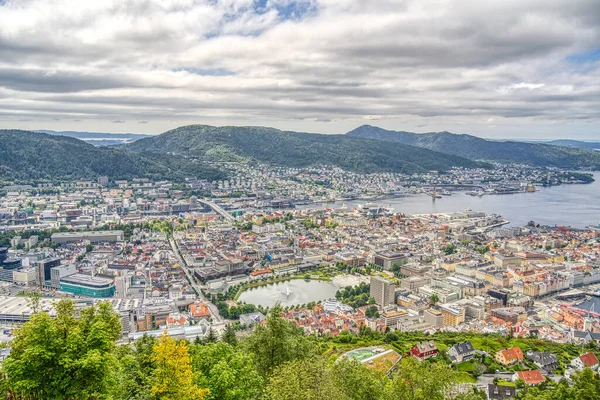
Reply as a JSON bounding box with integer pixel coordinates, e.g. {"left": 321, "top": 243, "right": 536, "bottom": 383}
{"left": 346, "top": 125, "right": 600, "bottom": 169}
{"left": 125, "top": 124, "right": 487, "bottom": 174}
{"left": 0, "top": 129, "right": 225, "bottom": 185}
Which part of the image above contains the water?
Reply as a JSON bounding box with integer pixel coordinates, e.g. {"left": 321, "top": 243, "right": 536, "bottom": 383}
{"left": 298, "top": 172, "right": 600, "bottom": 229}
{"left": 576, "top": 295, "right": 600, "bottom": 313}
{"left": 237, "top": 279, "right": 339, "bottom": 308}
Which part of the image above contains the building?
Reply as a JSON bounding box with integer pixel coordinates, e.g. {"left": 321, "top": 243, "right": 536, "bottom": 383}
{"left": 487, "top": 384, "right": 516, "bottom": 400}
{"left": 370, "top": 276, "right": 396, "bottom": 306}
{"left": 373, "top": 251, "right": 408, "bottom": 270}
{"left": 240, "top": 311, "right": 266, "bottom": 327}
{"left": 35, "top": 257, "right": 61, "bottom": 287}
{"left": 12, "top": 268, "right": 36, "bottom": 286}
{"left": 439, "top": 304, "right": 466, "bottom": 326}
{"left": 496, "top": 347, "right": 524, "bottom": 366}
{"left": 50, "top": 264, "right": 76, "bottom": 289}
{"left": 380, "top": 309, "right": 408, "bottom": 327}
{"left": 411, "top": 341, "right": 438, "bottom": 361}
{"left": 571, "top": 352, "right": 599, "bottom": 371}
{"left": 423, "top": 308, "right": 443, "bottom": 328}
{"left": 525, "top": 351, "right": 558, "bottom": 374}
{"left": 448, "top": 342, "right": 475, "bottom": 364}
{"left": 512, "top": 370, "right": 545, "bottom": 386}
{"left": 189, "top": 301, "right": 211, "bottom": 321}
{"left": 59, "top": 273, "right": 115, "bottom": 298}
{"left": 51, "top": 230, "right": 124, "bottom": 244}
{"left": 400, "top": 276, "right": 430, "bottom": 291}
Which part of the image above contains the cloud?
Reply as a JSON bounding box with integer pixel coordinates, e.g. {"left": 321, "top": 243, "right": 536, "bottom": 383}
{"left": 0, "top": 0, "right": 598, "bottom": 138}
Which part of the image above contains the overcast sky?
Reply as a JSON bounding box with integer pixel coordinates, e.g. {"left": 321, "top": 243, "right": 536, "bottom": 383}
{"left": 0, "top": 0, "right": 599, "bottom": 139}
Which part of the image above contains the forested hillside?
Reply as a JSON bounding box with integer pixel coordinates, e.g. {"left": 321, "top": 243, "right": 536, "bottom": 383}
{"left": 125, "top": 125, "right": 487, "bottom": 174}
{"left": 1, "top": 298, "right": 598, "bottom": 400}
{"left": 0, "top": 130, "right": 225, "bottom": 184}
{"left": 347, "top": 125, "right": 600, "bottom": 170}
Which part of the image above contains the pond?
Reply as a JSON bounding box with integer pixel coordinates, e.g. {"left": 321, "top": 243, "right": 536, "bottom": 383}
{"left": 237, "top": 279, "right": 339, "bottom": 308}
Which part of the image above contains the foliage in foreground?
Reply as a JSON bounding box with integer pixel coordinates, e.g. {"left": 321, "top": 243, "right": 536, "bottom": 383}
{"left": 0, "top": 299, "right": 598, "bottom": 399}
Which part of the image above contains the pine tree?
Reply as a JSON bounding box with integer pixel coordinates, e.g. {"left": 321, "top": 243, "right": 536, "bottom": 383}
{"left": 222, "top": 324, "right": 237, "bottom": 346}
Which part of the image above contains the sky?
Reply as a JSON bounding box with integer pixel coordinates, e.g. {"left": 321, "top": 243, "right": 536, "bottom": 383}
{"left": 0, "top": 0, "right": 599, "bottom": 139}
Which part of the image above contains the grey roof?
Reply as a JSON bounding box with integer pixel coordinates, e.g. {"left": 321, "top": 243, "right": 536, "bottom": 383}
{"left": 451, "top": 341, "right": 474, "bottom": 355}
{"left": 487, "top": 384, "right": 516, "bottom": 400}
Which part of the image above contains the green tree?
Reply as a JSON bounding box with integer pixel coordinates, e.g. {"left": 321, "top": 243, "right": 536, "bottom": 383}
{"left": 221, "top": 324, "right": 238, "bottom": 346}
{"left": 190, "top": 342, "right": 263, "bottom": 400}
{"left": 243, "top": 304, "right": 313, "bottom": 376}
{"left": 383, "top": 357, "right": 456, "bottom": 400}
{"left": 265, "top": 357, "right": 345, "bottom": 400}
{"left": 430, "top": 293, "right": 440, "bottom": 306}
{"left": 3, "top": 299, "right": 122, "bottom": 399}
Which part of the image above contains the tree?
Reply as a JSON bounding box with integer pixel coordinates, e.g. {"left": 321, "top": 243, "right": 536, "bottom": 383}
{"left": 383, "top": 357, "right": 456, "bottom": 400}
{"left": 222, "top": 324, "right": 237, "bottom": 347}
{"left": 114, "top": 334, "right": 157, "bottom": 399}
{"left": 151, "top": 333, "right": 209, "bottom": 400}
{"left": 265, "top": 357, "right": 345, "bottom": 400}
{"left": 430, "top": 293, "right": 440, "bottom": 306}
{"left": 206, "top": 327, "right": 218, "bottom": 343}
{"left": 3, "top": 299, "right": 122, "bottom": 399}
{"left": 443, "top": 244, "right": 457, "bottom": 255}
{"left": 190, "top": 342, "right": 263, "bottom": 400}
{"left": 243, "top": 303, "right": 313, "bottom": 376}
{"left": 332, "top": 359, "right": 387, "bottom": 400}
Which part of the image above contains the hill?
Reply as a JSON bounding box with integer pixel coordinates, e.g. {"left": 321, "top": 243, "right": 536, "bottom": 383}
{"left": 347, "top": 125, "right": 600, "bottom": 169}
{"left": 0, "top": 130, "right": 224, "bottom": 184}
{"left": 35, "top": 130, "right": 152, "bottom": 147}
{"left": 546, "top": 139, "right": 600, "bottom": 152}
{"left": 125, "top": 124, "right": 486, "bottom": 174}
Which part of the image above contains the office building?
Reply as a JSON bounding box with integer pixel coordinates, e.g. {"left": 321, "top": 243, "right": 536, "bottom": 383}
{"left": 51, "top": 230, "right": 124, "bottom": 244}
{"left": 370, "top": 276, "right": 396, "bottom": 306}
{"left": 60, "top": 273, "right": 115, "bottom": 298}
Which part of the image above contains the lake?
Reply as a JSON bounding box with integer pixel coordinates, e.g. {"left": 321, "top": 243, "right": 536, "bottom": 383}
{"left": 298, "top": 172, "right": 600, "bottom": 229}
{"left": 237, "top": 279, "right": 339, "bottom": 308}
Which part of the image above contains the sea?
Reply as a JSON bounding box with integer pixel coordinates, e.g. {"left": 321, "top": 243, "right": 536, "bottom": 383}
{"left": 297, "top": 172, "right": 600, "bottom": 229}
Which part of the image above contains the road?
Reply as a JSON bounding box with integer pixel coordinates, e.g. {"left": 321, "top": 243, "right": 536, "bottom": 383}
{"left": 168, "top": 236, "right": 225, "bottom": 324}
{"left": 198, "top": 199, "right": 235, "bottom": 222}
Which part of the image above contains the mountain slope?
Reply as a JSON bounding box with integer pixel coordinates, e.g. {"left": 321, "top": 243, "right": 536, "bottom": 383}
{"left": 545, "top": 140, "right": 600, "bottom": 152}
{"left": 125, "top": 124, "right": 486, "bottom": 174}
{"left": 347, "top": 125, "right": 600, "bottom": 169}
{"left": 0, "top": 130, "right": 224, "bottom": 184}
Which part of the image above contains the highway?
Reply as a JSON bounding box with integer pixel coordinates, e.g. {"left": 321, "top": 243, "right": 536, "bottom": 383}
{"left": 198, "top": 199, "right": 235, "bottom": 222}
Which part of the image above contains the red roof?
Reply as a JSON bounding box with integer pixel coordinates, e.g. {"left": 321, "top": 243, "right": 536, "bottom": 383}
{"left": 516, "top": 370, "right": 545, "bottom": 385}
{"left": 579, "top": 352, "right": 599, "bottom": 367}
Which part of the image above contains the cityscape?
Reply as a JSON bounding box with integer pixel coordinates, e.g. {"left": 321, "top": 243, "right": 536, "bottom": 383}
{"left": 1, "top": 0, "right": 600, "bottom": 399}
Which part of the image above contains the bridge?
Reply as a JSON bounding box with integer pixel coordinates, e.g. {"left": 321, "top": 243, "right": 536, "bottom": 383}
{"left": 198, "top": 199, "right": 235, "bottom": 222}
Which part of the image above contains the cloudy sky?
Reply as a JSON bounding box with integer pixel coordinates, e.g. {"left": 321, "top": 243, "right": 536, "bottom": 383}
{"left": 0, "top": 0, "right": 599, "bottom": 139}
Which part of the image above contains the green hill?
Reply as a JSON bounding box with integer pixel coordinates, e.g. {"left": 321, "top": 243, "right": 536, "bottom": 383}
{"left": 347, "top": 125, "right": 600, "bottom": 169}
{"left": 0, "top": 130, "right": 224, "bottom": 184}
{"left": 125, "top": 124, "right": 486, "bottom": 174}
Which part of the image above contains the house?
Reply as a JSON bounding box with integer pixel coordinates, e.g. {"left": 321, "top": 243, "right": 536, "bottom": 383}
{"left": 188, "top": 301, "right": 211, "bottom": 321}
{"left": 411, "top": 341, "right": 438, "bottom": 361}
{"left": 239, "top": 311, "right": 266, "bottom": 327}
{"left": 495, "top": 346, "right": 524, "bottom": 366}
{"left": 487, "top": 384, "right": 516, "bottom": 400}
{"left": 448, "top": 341, "right": 475, "bottom": 364}
{"left": 570, "top": 330, "right": 600, "bottom": 345}
{"left": 525, "top": 350, "right": 558, "bottom": 374}
{"left": 513, "top": 370, "right": 545, "bottom": 386}
{"left": 571, "top": 352, "right": 600, "bottom": 371}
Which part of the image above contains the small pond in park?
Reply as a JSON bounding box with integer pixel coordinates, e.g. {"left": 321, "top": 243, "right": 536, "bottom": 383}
{"left": 237, "top": 279, "right": 339, "bottom": 308}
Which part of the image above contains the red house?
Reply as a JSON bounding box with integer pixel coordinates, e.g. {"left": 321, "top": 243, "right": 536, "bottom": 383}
{"left": 411, "top": 341, "right": 438, "bottom": 361}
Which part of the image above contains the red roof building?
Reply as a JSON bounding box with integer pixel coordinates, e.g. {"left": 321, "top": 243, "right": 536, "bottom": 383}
{"left": 513, "top": 370, "right": 545, "bottom": 385}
